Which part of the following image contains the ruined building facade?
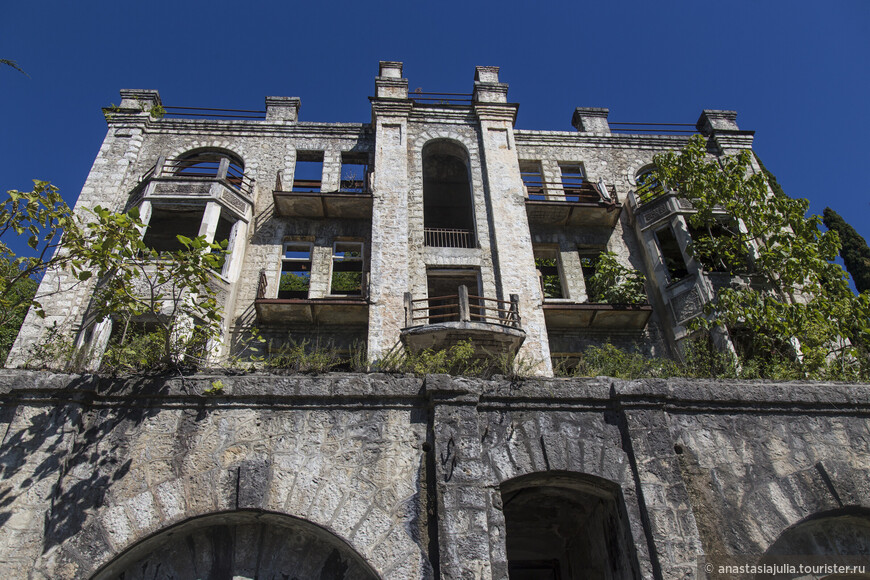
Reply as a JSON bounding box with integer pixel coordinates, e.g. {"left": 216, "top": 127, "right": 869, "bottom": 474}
{"left": 2, "top": 63, "right": 869, "bottom": 580}
{"left": 9, "top": 62, "right": 758, "bottom": 374}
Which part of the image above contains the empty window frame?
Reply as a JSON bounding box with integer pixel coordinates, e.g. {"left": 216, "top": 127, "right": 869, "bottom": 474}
{"left": 687, "top": 220, "right": 750, "bottom": 274}
{"left": 558, "top": 163, "right": 587, "bottom": 202}
{"left": 330, "top": 242, "right": 364, "bottom": 296}
{"left": 339, "top": 153, "right": 369, "bottom": 193}
{"left": 422, "top": 141, "right": 476, "bottom": 248}
{"left": 534, "top": 247, "right": 564, "bottom": 299}
{"left": 655, "top": 226, "right": 689, "bottom": 283}
{"left": 171, "top": 151, "right": 247, "bottom": 192}
{"left": 142, "top": 206, "right": 205, "bottom": 253}
{"left": 578, "top": 249, "right": 605, "bottom": 302}
{"left": 292, "top": 151, "right": 324, "bottom": 192}
{"left": 521, "top": 161, "right": 545, "bottom": 200}
{"left": 278, "top": 242, "right": 312, "bottom": 299}
{"left": 635, "top": 168, "right": 664, "bottom": 204}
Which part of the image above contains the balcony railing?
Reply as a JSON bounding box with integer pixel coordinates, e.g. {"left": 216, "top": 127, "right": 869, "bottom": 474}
{"left": 424, "top": 228, "right": 475, "bottom": 248}
{"left": 404, "top": 286, "right": 520, "bottom": 329}
{"left": 162, "top": 157, "right": 255, "bottom": 196}
{"left": 410, "top": 91, "right": 473, "bottom": 105}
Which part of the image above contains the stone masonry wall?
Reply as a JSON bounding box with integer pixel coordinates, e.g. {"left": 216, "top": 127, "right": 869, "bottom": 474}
{"left": 1, "top": 371, "right": 868, "bottom": 579}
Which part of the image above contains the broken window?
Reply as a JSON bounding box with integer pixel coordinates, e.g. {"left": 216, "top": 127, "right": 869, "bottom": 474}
{"left": 534, "top": 247, "right": 564, "bottom": 299}
{"left": 331, "top": 242, "right": 364, "bottom": 296}
{"left": 422, "top": 141, "right": 475, "bottom": 248}
{"left": 293, "top": 151, "right": 324, "bottom": 192}
{"left": 339, "top": 153, "right": 369, "bottom": 193}
{"left": 521, "top": 161, "right": 545, "bottom": 200}
{"left": 559, "top": 163, "right": 597, "bottom": 202}
{"left": 142, "top": 206, "right": 204, "bottom": 253}
{"left": 278, "top": 242, "right": 312, "bottom": 299}
{"left": 655, "top": 225, "right": 689, "bottom": 283}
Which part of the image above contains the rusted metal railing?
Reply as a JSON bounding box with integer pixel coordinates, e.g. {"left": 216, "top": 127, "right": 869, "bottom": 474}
{"left": 424, "top": 228, "right": 474, "bottom": 248}
{"left": 609, "top": 122, "right": 698, "bottom": 135}
{"left": 523, "top": 179, "right": 604, "bottom": 202}
{"left": 162, "top": 106, "right": 266, "bottom": 120}
{"left": 410, "top": 91, "right": 473, "bottom": 105}
{"left": 257, "top": 269, "right": 268, "bottom": 299}
{"left": 163, "top": 157, "right": 255, "bottom": 196}
{"left": 404, "top": 286, "right": 521, "bottom": 329}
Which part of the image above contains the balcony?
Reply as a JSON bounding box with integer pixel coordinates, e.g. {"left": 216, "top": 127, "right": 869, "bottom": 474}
{"left": 423, "top": 227, "right": 475, "bottom": 249}
{"left": 129, "top": 156, "right": 254, "bottom": 220}
{"left": 272, "top": 173, "right": 373, "bottom": 219}
{"left": 253, "top": 269, "right": 368, "bottom": 325}
{"left": 542, "top": 302, "right": 652, "bottom": 330}
{"left": 524, "top": 180, "right": 622, "bottom": 228}
{"left": 401, "top": 285, "right": 525, "bottom": 356}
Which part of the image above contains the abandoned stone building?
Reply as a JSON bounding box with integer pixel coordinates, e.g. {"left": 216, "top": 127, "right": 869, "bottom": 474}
{"left": 1, "top": 62, "right": 869, "bottom": 579}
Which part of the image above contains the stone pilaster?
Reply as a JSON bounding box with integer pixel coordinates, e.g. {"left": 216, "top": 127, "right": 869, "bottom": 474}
{"left": 473, "top": 66, "right": 552, "bottom": 376}
{"left": 572, "top": 107, "right": 611, "bottom": 134}
{"left": 368, "top": 61, "right": 412, "bottom": 364}
{"left": 427, "top": 375, "right": 497, "bottom": 580}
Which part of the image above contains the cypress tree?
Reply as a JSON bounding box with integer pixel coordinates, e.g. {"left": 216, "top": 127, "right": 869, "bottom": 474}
{"left": 823, "top": 207, "right": 870, "bottom": 293}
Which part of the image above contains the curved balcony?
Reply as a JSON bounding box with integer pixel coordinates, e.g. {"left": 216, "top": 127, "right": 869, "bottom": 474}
{"left": 129, "top": 156, "right": 254, "bottom": 221}
{"left": 401, "top": 286, "right": 525, "bottom": 356}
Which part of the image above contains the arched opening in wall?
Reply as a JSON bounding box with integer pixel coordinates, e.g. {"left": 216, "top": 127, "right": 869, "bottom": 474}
{"left": 422, "top": 140, "right": 476, "bottom": 248}
{"left": 170, "top": 149, "right": 247, "bottom": 192}
{"left": 91, "top": 511, "right": 380, "bottom": 580}
{"left": 757, "top": 507, "right": 870, "bottom": 580}
{"left": 501, "top": 472, "right": 641, "bottom": 580}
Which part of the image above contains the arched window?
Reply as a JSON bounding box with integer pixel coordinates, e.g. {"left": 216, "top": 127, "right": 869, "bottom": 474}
{"left": 501, "top": 473, "right": 641, "bottom": 579}
{"left": 171, "top": 150, "right": 247, "bottom": 192}
{"left": 422, "top": 141, "right": 475, "bottom": 248}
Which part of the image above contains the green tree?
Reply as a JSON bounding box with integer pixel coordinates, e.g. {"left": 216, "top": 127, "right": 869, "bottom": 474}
{"left": 648, "top": 136, "right": 870, "bottom": 378}
{"left": 1, "top": 181, "right": 226, "bottom": 369}
{"left": 823, "top": 207, "right": 870, "bottom": 294}
{"left": 586, "top": 252, "right": 647, "bottom": 304}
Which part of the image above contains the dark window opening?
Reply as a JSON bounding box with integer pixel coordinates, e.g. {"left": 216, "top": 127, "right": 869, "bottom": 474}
{"left": 534, "top": 247, "right": 563, "bottom": 299}
{"left": 521, "top": 162, "right": 545, "bottom": 201}
{"left": 293, "top": 151, "right": 324, "bottom": 192}
{"left": 331, "top": 242, "right": 363, "bottom": 296}
{"left": 340, "top": 153, "right": 369, "bottom": 193}
{"left": 579, "top": 251, "right": 602, "bottom": 282}
{"left": 423, "top": 141, "right": 475, "bottom": 248}
{"left": 279, "top": 242, "right": 312, "bottom": 299}
{"left": 655, "top": 226, "right": 689, "bottom": 283}
{"left": 142, "top": 207, "right": 204, "bottom": 253}
{"left": 426, "top": 270, "right": 480, "bottom": 323}
{"left": 502, "top": 482, "right": 640, "bottom": 580}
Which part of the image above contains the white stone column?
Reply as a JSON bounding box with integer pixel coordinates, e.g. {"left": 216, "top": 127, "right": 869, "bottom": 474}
{"left": 367, "top": 61, "right": 413, "bottom": 365}
{"left": 198, "top": 201, "right": 223, "bottom": 244}
{"left": 473, "top": 66, "right": 553, "bottom": 376}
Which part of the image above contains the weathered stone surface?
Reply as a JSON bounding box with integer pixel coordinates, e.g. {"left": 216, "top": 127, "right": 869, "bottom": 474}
{"left": 1, "top": 371, "right": 866, "bottom": 579}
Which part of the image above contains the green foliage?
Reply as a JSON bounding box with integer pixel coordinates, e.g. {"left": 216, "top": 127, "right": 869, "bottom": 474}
{"left": 99, "top": 321, "right": 165, "bottom": 374}
{"left": 203, "top": 380, "right": 224, "bottom": 395}
{"left": 0, "top": 259, "right": 37, "bottom": 363}
{"left": 377, "top": 339, "right": 527, "bottom": 378}
{"left": 1, "top": 59, "right": 28, "bottom": 77}
{"left": 1, "top": 181, "right": 227, "bottom": 371}
{"left": 331, "top": 271, "right": 362, "bottom": 293}
{"left": 265, "top": 338, "right": 355, "bottom": 373}
{"left": 586, "top": 252, "right": 647, "bottom": 304}
{"left": 149, "top": 104, "right": 166, "bottom": 119}
{"left": 823, "top": 207, "right": 870, "bottom": 293}
{"left": 648, "top": 136, "right": 870, "bottom": 377}
{"left": 535, "top": 257, "right": 563, "bottom": 298}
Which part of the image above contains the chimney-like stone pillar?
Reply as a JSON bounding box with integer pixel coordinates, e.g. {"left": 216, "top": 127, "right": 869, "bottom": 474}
{"left": 572, "top": 107, "right": 611, "bottom": 134}
{"left": 265, "top": 96, "right": 300, "bottom": 122}
{"left": 473, "top": 66, "right": 509, "bottom": 104}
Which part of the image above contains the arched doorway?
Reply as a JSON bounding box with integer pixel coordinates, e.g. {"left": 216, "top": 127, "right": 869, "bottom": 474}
{"left": 92, "top": 511, "right": 380, "bottom": 580}
{"left": 501, "top": 472, "right": 641, "bottom": 580}
{"left": 757, "top": 508, "right": 870, "bottom": 580}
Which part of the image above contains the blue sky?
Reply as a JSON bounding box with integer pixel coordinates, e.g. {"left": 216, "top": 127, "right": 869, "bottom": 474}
{"left": 1, "top": 0, "right": 868, "bottom": 260}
